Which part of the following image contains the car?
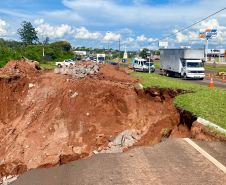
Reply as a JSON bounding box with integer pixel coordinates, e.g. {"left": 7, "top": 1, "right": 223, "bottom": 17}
{"left": 110, "top": 62, "right": 119, "bottom": 66}
{"left": 77, "top": 57, "right": 81, "bottom": 61}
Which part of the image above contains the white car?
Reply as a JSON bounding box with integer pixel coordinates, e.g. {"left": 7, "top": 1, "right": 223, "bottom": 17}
{"left": 55, "top": 59, "right": 76, "bottom": 68}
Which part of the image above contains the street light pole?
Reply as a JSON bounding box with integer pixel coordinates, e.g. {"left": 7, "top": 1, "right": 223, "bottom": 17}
{"left": 40, "top": 34, "right": 46, "bottom": 56}
{"left": 119, "top": 38, "right": 120, "bottom": 62}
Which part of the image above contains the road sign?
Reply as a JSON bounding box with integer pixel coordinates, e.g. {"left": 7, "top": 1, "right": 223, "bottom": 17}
{"left": 199, "top": 29, "right": 217, "bottom": 38}
{"left": 158, "top": 42, "right": 168, "bottom": 47}
{"left": 213, "top": 61, "right": 216, "bottom": 68}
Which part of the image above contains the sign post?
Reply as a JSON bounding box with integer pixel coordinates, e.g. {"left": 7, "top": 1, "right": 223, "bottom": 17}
{"left": 213, "top": 61, "right": 216, "bottom": 74}
{"left": 199, "top": 29, "right": 217, "bottom": 62}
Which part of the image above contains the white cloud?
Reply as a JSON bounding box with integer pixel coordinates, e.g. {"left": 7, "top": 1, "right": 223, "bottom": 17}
{"left": 34, "top": 19, "right": 44, "bottom": 25}
{"left": 0, "top": 19, "right": 8, "bottom": 35}
{"left": 74, "top": 27, "right": 102, "bottom": 39}
{"left": 121, "top": 37, "right": 134, "bottom": 44}
{"left": 36, "top": 23, "right": 74, "bottom": 38}
{"left": 102, "top": 31, "right": 121, "bottom": 42}
{"left": 136, "top": 34, "right": 147, "bottom": 42}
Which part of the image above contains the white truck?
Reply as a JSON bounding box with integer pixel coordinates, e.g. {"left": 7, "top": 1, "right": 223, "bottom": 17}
{"left": 160, "top": 48, "right": 205, "bottom": 80}
{"left": 96, "top": 54, "right": 105, "bottom": 64}
{"left": 56, "top": 59, "right": 76, "bottom": 68}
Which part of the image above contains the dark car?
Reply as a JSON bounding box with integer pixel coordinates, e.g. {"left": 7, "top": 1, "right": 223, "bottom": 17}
{"left": 110, "top": 62, "right": 119, "bottom": 66}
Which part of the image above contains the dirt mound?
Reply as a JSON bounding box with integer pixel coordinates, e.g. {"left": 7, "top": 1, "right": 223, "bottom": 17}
{"left": 96, "top": 64, "right": 141, "bottom": 84}
{"left": 21, "top": 56, "right": 40, "bottom": 70}
{"left": 0, "top": 63, "right": 225, "bottom": 178}
{"left": 0, "top": 60, "right": 40, "bottom": 78}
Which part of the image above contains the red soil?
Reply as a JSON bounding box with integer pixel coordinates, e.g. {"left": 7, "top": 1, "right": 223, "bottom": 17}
{"left": 0, "top": 60, "right": 225, "bottom": 178}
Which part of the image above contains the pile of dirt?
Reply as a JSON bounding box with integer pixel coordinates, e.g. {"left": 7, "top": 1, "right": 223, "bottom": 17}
{"left": 96, "top": 64, "right": 141, "bottom": 84}
{"left": 0, "top": 60, "right": 225, "bottom": 179}
{"left": 0, "top": 60, "right": 40, "bottom": 78}
{"left": 21, "top": 56, "right": 40, "bottom": 70}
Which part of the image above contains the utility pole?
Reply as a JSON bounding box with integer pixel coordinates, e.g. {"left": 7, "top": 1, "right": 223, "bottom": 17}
{"left": 205, "top": 38, "right": 209, "bottom": 62}
{"left": 119, "top": 38, "right": 120, "bottom": 62}
{"left": 108, "top": 44, "right": 109, "bottom": 63}
{"left": 40, "top": 34, "right": 46, "bottom": 56}
{"left": 219, "top": 42, "right": 221, "bottom": 63}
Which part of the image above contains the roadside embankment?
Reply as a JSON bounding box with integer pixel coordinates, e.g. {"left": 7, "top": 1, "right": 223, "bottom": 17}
{"left": 0, "top": 60, "right": 226, "bottom": 181}
{"left": 131, "top": 72, "right": 226, "bottom": 130}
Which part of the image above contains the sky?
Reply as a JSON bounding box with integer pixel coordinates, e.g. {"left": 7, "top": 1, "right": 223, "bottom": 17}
{"left": 0, "top": 0, "right": 226, "bottom": 51}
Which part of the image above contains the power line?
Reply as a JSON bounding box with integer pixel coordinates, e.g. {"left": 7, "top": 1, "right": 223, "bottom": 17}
{"left": 0, "top": 15, "right": 21, "bottom": 28}
{"left": 141, "top": 6, "right": 226, "bottom": 47}
{"left": 0, "top": 13, "right": 21, "bottom": 26}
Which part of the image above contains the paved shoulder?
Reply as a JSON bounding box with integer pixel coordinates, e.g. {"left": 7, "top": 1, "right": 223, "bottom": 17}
{"left": 11, "top": 139, "right": 226, "bottom": 185}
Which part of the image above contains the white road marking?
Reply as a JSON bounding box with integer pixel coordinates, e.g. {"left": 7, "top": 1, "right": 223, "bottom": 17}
{"left": 184, "top": 138, "right": 226, "bottom": 174}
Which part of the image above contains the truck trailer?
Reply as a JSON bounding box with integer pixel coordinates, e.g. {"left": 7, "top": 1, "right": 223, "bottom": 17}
{"left": 160, "top": 48, "right": 205, "bottom": 80}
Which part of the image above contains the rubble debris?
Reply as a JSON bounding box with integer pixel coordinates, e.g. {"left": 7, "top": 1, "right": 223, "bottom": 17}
{"left": 54, "top": 64, "right": 100, "bottom": 79}
{"left": 71, "top": 92, "right": 78, "bottom": 98}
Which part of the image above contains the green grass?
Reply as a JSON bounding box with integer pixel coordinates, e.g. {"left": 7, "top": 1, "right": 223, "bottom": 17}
{"left": 39, "top": 63, "right": 58, "bottom": 69}
{"left": 130, "top": 72, "right": 226, "bottom": 129}
{"left": 204, "top": 64, "right": 226, "bottom": 72}
{"left": 161, "top": 128, "right": 169, "bottom": 136}
{"left": 153, "top": 61, "right": 160, "bottom": 68}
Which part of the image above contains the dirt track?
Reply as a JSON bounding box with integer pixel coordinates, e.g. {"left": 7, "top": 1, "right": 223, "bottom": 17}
{"left": 0, "top": 60, "right": 226, "bottom": 178}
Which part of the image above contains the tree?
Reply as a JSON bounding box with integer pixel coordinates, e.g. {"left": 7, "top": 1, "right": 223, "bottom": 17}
{"left": 17, "top": 21, "right": 39, "bottom": 45}
{"left": 156, "top": 50, "right": 160, "bottom": 55}
{"left": 50, "top": 41, "right": 71, "bottom": 51}
{"left": 139, "top": 48, "right": 149, "bottom": 57}
{"left": 44, "top": 37, "right": 49, "bottom": 45}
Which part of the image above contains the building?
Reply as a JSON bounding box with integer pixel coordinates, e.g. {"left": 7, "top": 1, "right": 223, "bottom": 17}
{"left": 74, "top": 51, "right": 92, "bottom": 56}
{"left": 206, "top": 49, "right": 225, "bottom": 58}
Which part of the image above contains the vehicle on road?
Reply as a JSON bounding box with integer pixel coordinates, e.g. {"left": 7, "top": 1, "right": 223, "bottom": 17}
{"left": 160, "top": 48, "right": 205, "bottom": 80}
{"left": 97, "top": 54, "right": 105, "bottom": 64}
{"left": 133, "top": 58, "right": 155, "bottom": 72}
{"left": 110, "top": 62, "right": 119, "bottom": 66}
{"left": 56, "top": 59, "right": 76, "bottom": 68}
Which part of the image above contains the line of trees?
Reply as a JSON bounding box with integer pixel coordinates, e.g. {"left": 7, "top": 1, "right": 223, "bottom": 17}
{"left": 0, "top": 21, "right": 73, "bottom": 67}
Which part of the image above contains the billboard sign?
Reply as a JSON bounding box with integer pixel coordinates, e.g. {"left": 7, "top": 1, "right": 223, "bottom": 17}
{"left": 159, "top": 42, "right": 168, "bottom": 47}
{"left": 199, "top": 29, "right": 217, "bottom": 38}
{"left": 158, "top": 41, "right": 168, "bottom": 47}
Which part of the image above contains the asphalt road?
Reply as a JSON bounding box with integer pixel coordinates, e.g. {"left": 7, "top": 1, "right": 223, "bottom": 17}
{"left": 154, "top": 69, "right": 226, "bottom": 88}
{"left": 107, "top": 62, "right": 226, "bottom": 88}
{"left": 11, "top": 138, "right": 226, "bottom": 185}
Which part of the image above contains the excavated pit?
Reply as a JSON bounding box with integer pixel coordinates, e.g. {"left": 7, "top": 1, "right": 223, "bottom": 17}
{"left": 0, "top": 60, "right": 226, "bottom": 179}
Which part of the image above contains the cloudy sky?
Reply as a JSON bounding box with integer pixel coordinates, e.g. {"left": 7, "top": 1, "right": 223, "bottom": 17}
{"left": 0, "top": 0, "right": 226, "bottom": 50}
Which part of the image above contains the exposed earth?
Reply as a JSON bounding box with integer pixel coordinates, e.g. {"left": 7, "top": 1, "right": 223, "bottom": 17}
{"left": 0, "top": 60, "right": 226, "bottom": 181}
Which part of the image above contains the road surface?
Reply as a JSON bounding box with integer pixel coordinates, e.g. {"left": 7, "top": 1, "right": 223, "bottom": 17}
{"left": 11, "top": 138, "right": 226, "bottom": 185}
{"left": 107, "top": 62, "right": 226, "bottom": 88}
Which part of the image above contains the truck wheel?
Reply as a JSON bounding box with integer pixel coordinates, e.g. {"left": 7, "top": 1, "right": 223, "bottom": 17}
{"left": 58, "top": 64, "right": 62, "bottom": 68}
{"left": 200, "top": 78, "right": 204, "bottom": 80}
{"left": 152, "top": 68, "right": 155, "bottom": 73}
{"left": 166, "top": 72, "right": 170, "bottom": 77}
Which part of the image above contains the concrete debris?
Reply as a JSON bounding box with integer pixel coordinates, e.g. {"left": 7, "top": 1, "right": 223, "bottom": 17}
{"left": 54, "top": 64, "right": 100, "bottom": 78}
{"left": 93, "top": 129, "right": 141, "bottom": 155}
{"left": 71, "top": 92, "right": 78, "bottom": 98}
{"left": 29, "top": 83, "right": 35, "bottom": 88}
{"left": 109, "top": 148, "right": 123, "bottom": 154}
{"left": 1, "top": 176, "right": 17, "bottom": 185}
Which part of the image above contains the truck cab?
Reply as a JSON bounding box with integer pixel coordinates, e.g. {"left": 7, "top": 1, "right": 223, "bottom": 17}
{"left": 97, "top": 54, "right": 105, "bottom": 64}
{"left": 133, "top": 58, "right": 155, "bottom": 72}
{"left": 181, "top": 59, "right": 205, "bottom": 80}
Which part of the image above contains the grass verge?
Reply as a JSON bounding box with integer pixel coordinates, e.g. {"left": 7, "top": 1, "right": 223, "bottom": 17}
{"left": 40, "top": 63, "right": 58, "bottom": 69}
{"left": 130, "top": 72, "right": 226, "bottom": 129}
{"left": 204, "top": 64, "right": 226, "bottom": 72}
